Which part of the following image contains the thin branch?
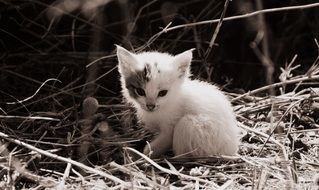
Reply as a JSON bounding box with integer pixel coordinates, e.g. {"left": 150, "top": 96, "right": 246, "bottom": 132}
{"left": 146, "top": 2, "right": 319, "bottom": 46}
{"left": 231, "top": 75, "right": 319, "bottom": 102}
{"left": 204, "top": 0, "right": 230, "bottom": 59}
{"left": 167, "top": 2, "right": 319, "bottom": 31}
{"left": 6, "top": 78, "right": 61, "bottom": 105}
{"left": 131, "top": 0, "right": 158, "bottom": 34}
{"left": 57, "top": 161, "right": 72, "bottom": 190}
{"left": 0, "top": 115, "right": 60, "bottom": 121}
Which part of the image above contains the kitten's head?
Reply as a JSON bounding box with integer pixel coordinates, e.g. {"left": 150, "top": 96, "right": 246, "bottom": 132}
{"left": 116, "top": 45, "right": 194, "bottom": 112}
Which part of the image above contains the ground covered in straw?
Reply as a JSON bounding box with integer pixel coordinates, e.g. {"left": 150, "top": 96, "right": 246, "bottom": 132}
{"left": 1, "top": 1, "right": 319, "bottom": 189}
{"left": 1, "top": 55, "right": 319, "bottom": 189}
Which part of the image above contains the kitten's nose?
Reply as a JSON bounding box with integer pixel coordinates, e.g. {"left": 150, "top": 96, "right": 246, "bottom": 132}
{"left": 146, "top": 104, "right": 156, "bottom": 111}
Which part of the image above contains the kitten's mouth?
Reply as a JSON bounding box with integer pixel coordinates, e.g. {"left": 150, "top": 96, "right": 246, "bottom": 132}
{"left": 144, "top": 105, "right": 158, "bottom": 112}
{"left": 146, "top": 108, "right": 158, "bottom": 112}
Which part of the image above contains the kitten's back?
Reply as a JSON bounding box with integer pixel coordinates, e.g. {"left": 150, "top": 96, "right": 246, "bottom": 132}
{"left": 173, "top": 79, "right": 240, "bottom": 156}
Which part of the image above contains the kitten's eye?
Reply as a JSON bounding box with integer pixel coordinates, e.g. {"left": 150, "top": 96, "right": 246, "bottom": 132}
{"left": 135, "top": 88, "right": 146, "bottom": 96}
{"left": 158, "top": 90, "right": 168, "bottom": 97}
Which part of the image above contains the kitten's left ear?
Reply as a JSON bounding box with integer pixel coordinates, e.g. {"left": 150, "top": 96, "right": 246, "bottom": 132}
{"left": 116, "top": 45, "right": 138, "bottom": 77}
{"left": 174, "top": 48, "right": 195, "bottom": 77}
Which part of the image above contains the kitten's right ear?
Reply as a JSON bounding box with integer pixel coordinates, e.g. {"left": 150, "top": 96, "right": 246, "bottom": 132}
{"left": 116, "top": 45, "right": 138, "bottom": 77}
{"left": 174, "top": 48, "right": 195, "bottom": 78}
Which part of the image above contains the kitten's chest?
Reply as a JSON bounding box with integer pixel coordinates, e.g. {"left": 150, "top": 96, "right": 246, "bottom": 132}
{"left": 139, "top": 110, "right": 183, "bottom": 132}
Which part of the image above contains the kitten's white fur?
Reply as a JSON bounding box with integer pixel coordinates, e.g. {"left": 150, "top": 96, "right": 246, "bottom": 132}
{"left": 117, "top": 45, "right": 240, "bottom": 158}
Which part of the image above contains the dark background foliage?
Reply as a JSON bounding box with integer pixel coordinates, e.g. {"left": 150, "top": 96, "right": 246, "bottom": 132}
{"left": 0, "top": 0, "right": 319, "bottom": 121}
{"left": 1, "top": 0, "right": 319, "bottom": 98}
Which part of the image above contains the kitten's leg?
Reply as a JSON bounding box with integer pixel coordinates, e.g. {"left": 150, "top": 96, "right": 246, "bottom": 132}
{"left": 143, "top": 126, "right": 174, "bottom": 158}
{"left": 173, "top": 114, "right": 239, "bottom": 157}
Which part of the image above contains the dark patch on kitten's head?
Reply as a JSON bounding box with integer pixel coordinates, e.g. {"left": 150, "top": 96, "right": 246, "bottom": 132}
{"left": 143, "top": 63, "right": 152, "bottom": 82}
{"left": 154, "top": 62, "right": 160, "bottom": 73}
{"left": 124, "top": 68, "right": 149, "bottom": 98}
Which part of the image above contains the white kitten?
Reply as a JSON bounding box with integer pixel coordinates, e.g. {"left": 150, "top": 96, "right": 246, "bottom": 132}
{"left": 116, "top": 45, "right": 240, "bottom": 158}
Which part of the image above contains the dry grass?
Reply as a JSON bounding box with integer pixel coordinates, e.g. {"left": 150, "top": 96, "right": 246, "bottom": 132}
{"left": 1, "top": 1, "right": 319, "bottom": 189}
{"left": 1, "top": 65, "right": 319, "bottom": 189}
